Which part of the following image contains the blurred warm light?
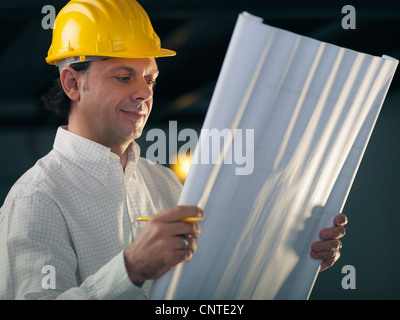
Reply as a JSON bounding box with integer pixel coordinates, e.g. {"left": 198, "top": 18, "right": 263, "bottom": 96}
{"left": 170, "top": 152, "right": 192, "bottom": 183}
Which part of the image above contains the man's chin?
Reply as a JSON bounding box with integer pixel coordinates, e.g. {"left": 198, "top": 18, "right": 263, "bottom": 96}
{"left": 128, "top": 128, "right": 144, "bottom": 141}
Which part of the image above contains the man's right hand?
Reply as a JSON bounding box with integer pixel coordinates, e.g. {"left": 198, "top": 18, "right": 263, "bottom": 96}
{"left": 123, "top": 205, "right": 203, "bottom": 286}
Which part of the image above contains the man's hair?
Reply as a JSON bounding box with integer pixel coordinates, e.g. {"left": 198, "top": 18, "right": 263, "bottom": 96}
{"left": 41, "top": 62, "right": 91, "bottom": 118}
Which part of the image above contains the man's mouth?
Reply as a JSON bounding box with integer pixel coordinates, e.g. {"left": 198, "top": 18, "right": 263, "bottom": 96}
{"left": 120, "top": 110, "right": 146, "bottom": 121}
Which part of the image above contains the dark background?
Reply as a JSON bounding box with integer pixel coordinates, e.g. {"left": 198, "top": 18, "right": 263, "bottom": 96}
{"left": 0, "top": 0, "right": 399, "bottom": 299}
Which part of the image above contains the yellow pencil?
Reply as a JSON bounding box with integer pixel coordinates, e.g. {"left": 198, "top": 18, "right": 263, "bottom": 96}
{"left": 136, "top": 216, "right": 203, "bottom": 223}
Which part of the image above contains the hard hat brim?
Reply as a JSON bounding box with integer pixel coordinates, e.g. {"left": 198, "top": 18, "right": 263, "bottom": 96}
{"left": 46, "top": 48, "right": 176, "bottom": 65}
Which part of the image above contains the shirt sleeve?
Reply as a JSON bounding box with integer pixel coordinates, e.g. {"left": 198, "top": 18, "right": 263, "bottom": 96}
{"left": 0, "top": 192, "right": 146, "bottom": 300}
{"left": 56, "top": 251, "right": 147, "bottom": 300}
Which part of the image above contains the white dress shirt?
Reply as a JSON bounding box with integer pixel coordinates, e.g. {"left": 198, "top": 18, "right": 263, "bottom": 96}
{"left": 0, "top": 126, "right": 182, "bottom": 299}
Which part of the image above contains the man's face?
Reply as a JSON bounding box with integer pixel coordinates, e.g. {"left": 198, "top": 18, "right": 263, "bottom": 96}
{"left": 74, "top": 57, "right": 159, "bottom": 149}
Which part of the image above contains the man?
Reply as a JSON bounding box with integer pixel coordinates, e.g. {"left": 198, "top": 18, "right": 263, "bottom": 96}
{"left": 0, "top": 0, "right": 346, "bottom": 299}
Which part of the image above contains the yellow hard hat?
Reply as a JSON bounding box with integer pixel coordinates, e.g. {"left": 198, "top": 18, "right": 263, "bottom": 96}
{"left": 45, "top": 0, "right": 175, "bottom": 65}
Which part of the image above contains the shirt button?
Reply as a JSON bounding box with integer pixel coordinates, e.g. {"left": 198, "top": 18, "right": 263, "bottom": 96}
{"left": 99, "top": 175, "right": 106, "bottom": 181}
{"left": 109, "top": 155, "right": 116, "bottom": 161}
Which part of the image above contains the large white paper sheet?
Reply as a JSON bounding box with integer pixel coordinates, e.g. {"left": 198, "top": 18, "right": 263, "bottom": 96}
{"left": 150, "top": 12, "right": 398, "bottom": 300}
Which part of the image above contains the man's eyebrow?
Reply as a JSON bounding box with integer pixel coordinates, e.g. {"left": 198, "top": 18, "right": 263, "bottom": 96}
{"left": 108, "top": 66, "right": 159, "bottom": 77}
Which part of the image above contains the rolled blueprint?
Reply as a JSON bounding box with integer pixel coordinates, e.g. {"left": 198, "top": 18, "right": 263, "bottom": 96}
{"left": 150, "top": 12, "right": 398, "bottom": 300}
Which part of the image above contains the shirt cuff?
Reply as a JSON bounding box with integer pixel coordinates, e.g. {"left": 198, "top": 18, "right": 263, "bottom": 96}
{"left": 92, "top": 251, "right": 147, "bottom": 300}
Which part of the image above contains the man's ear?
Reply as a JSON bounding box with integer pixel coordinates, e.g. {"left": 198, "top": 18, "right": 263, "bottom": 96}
{"left": 60, "top": 67, "right": 82, "bottom": 102}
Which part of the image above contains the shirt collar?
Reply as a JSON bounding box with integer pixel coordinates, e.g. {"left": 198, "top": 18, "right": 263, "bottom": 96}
{"left": 53, "top": 126, "right": 141, "bottom": 183}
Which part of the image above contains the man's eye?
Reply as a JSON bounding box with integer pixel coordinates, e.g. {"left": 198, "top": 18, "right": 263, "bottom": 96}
{"left": 116, "top": 76, "right": 131, "bottom": 83}
{"left": 147, "top": 79, "right": 157, "bottom": 87}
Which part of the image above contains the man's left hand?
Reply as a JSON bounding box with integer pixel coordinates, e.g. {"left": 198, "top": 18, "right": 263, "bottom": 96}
{"left": 310, "top": 213, "right": 348, "bottom": 272}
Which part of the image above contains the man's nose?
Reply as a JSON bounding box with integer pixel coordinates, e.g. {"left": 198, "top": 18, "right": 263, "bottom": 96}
{"left": 130, "top": 77, "right": 153, "bottom": 102}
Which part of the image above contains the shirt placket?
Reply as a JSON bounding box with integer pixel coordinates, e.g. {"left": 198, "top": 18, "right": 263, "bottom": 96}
{"left": 124, "top": 174, "right": 143, "bottom": 240}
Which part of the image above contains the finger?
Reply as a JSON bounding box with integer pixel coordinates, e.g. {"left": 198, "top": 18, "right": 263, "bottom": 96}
{"left": 178, "top": 221, "right": 201, "bottom": 238}
{"left": 172, "top": 236, "right": 197, "bottom": 263}
{"left": 162, "top": 247, "right": 194, "bottom": 271}
{"left": 311, "top": 239, "right": 342, "bottom": 252}
{"left": 175, "top": 235, "right": 197, "bottom": 252}
{"left": 310, "top": 248, "right": 340, "bottom": 260}
{"left": 149, "top": 235, "right": 196, "bottom": 266}
{"left": 319, "top": 225, "right": 346, "bottom": 240}
{"left": 159, "top": 220, "right": 201, "bottom": 239}
{"left": 334, "top": 213, "right": 348, "bottom": 227}
{"left": 311, "top": 249, "right": 341, "bottom": 272}
{"left": 153, "top": 206, "right": 204, "bottom": 223}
